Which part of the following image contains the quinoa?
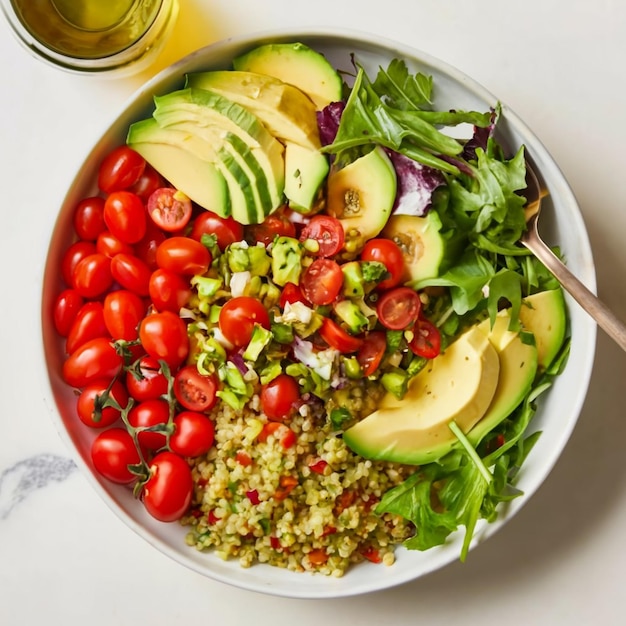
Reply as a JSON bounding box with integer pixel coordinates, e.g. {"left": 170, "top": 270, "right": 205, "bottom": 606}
{"left": 180, "top": 394, "right": 415, "bottom": 576}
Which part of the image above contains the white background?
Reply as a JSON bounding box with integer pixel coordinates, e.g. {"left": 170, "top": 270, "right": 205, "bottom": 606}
{"left": 2, "top": 1, "right": 626, "bottom": 624}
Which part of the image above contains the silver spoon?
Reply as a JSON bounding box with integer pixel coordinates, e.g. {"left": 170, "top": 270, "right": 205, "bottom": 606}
{"left": 521, "top": 162, "right": 626, "bottom": 351}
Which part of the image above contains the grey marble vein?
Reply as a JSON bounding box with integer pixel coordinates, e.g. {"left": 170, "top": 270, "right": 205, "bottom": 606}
{"left": 0, "top": 454, "right": 77, "bottom": 519}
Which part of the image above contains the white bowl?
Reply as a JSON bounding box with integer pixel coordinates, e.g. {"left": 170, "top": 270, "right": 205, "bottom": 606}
{"left": 40, "top": 27, "right": 597, "bottom": 598}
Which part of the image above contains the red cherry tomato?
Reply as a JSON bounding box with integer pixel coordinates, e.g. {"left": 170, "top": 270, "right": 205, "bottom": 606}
{"left": 376, "top": 287, "right": 421, "bottom": 330}
{"left": 247, "top": 210, "right": 296, "bottom": 246}
{"left": 173, "top": 365, "right": 218, "bottom": 412}
{"left": 319, "top": 317, "right": 363, "bottom": 353}
{"left": 129, "top": 164, "right": 165, "bottom": 202}
{"left": 91, "top": 427, "right": 140, "bottom": 484}
{"left": 279, "top": 282, "right": 309, "bottom": 309}
{"left": 76, "top": 378, "right": 129, "bottom": 428}
{"left": 53, "top": 289, "right": 84, "bottom": 337}
{"left": 218, "top": 296, "right": 270, "bottom": 348}
{"left": 127, "top": 399, "right": 170, "bottom": 451}
{"left": 260, "top": 374, "right": 301, "bottom": 421}
{"left": 169, "top": 411, "right": 215, "bottom": 457}
{"left": 103, "top": 290, "right": 146, "bottom": 341}
{"left": 72, "top": 253, "right": 113, "bottom": 299}
{"left": 135, "top": 220, "right": 167, "bottom": 270}
{"left": 361, "top": 238, "right": 406, "bottom": 290}
{"left": 299, "top": 258, "right": 344, "bottom": 305}
{"left": 356, "top": 330, "right": 387, "bottom": 376}
{"left": 300, "top": 215, "right": 345, "bottom": 257}
{"left": 409, "top": 317, "right": 442, "bottom": 359}
{"left": 65, "top": 301, "right": 108, "bottom": 355}
{"left": 110, "top": 253, "right": 152, "bottom": 297}
{"left": 142, "top": 451, "right": 194, "bottom": 522}
{"left": 96, "top": 230, "right": 135, "bottom": 259}
{"left": 103, "top": 190, "right": 147, "bottom": 244}
{"left": 155, "top": 237, "right": 212, "bottom": 276}
{"left": 147, "top": 188, "right": 193, "bottom": 233}
{"left": 148, "top": 268, "right": 192, "bottom": 313}
{"left": 73, "top": 196, "right": 106, "bottom": 241}
{"left": 61, "top": 241, "right": 96, "bottom": 287}
{"left": 126, "top": 356, "right": 169, "bottom": 402}
{"left": 62, "top": 337, "right": 123, "bottom": 388}
{"left": 98, "top": 145, "right": 146, "bottom": 194}
{"left": 189, "top": 211, "right": 244, "bottom": 250}
{"left": 139, "top": 311, "right": 189, "bottom": 368}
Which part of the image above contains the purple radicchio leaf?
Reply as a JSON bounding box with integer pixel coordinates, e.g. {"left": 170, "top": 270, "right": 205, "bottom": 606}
{"left": 386, "top": 150, "right": 445, "bottom": 217}
{"left": 316, "top": 101, "right": 346, "bottom": 146}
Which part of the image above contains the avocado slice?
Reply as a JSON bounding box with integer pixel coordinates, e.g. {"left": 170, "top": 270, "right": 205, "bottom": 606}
{"left": 283, "top": 142, "right": 329, "bottom": 213}
{"left": 343, "top": 326, "right": 500, "bottom": 465}
{"left": 184, "top": 70, "right": 322, "bottom": 150}
{"left": 126, "top": 119, "right": 231, "bottom": 218}
{"left": 519, "top": 289, "right": 567, "bottom": 369}
{"left": 326, "top": 146, "right": 397, "bottom": 254}
{"left": 128, "top": 118, "right": 263, "bottom": 224}
{"left": 381, "top": 212, "right": 445, "bottom": 283}
{"left": 152, "top": 88, "right": 285, "bottom": 219}
{"left": 232, "top": 42, "right": 343, "bottom": 110}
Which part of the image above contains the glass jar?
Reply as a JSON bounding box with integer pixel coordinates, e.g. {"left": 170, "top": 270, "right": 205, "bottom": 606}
{"left": 1, "top": 0, "right": 179, "bottom": 76}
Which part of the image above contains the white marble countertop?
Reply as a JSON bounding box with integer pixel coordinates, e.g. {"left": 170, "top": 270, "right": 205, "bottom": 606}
{"left": 2, "top": 1, "right": 626, "bottom": 623}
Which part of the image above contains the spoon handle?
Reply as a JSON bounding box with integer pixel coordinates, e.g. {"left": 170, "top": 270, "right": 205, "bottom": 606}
{"left": 523, "top": 235, "right": 626, "bottom": 352}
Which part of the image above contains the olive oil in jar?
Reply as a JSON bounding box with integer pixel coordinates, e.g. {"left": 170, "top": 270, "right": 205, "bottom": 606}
{"left": 9, "top": 0, "right": 169, "bottom": 59}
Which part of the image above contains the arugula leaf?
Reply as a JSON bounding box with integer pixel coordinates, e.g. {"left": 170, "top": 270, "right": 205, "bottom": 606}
{"left": 371, "top": 58, "right": 433, "bottom": 109}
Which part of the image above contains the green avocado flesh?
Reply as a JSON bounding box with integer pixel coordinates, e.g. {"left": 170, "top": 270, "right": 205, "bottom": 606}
{"left": 343, "top": 290, "right": 566, "bottom": 465}
{"left": 232, "top": 42, "right": 343, "bottom": 110}
{"left": 325, "top": 146, "right": 398, "bottom": 254}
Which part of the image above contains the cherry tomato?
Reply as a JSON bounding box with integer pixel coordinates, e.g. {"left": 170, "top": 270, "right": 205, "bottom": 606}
{"left": 91, "top": 427, "right": 141, "bottom": 484}
{"left": 319, "top": 317, "right": 363, "bottom": 353}
{"left": 76, "top": 378, "right": 129, "bottom": 428}
{"left": 260, "top": 374, "right": 301, "bottom": 421}
{"left": 409, "top": 317, "right": 442, "bottom": 359}
{"left": 173, "top": 365, "right": 218, "bottom": 412}
{"left": 103, "top": 290, "right": 146, "bottom": 341}
{"left": 73, "top": 196, "right": 106, "bottom": 241}
{"left": 155, "top": 237, "right": 212, "bottom": 276}
{"left": 96, "top": 230, "right": 135, "bottom": 259}
{"left": 169, "top": 411, "right": 215, "bottom": 457}
{"left": 361, "top": 238, "right": 406, "bottom": 290}
{"left": 356, "top": 330, "right": 387, "bottom": 376}
{"left": 376, "top": 287, "right": 421, "bottom": 330}
{"left": 190, "top": 211, "right": 244, "bottom": 250}
{"left": 299, "top": 258, "right": 344, "bottom": 305}
{"left": 258, "top": 422, "right": 297, "bottom": 449}
{"left": 62, "top": 337, "right": 123, "bottom": 388}
{"left": 135, "top": 220, "right": 167, "bottom": 270}
{"left": 279, "top": 282, "right": 309, "bottom": 309}
{"left": 148, "top": 268, "right": 192, "bottom": 313}
{"left": 103, "top": 190, "right": 147, "bottom": 244}
{"left": 126, "top": 356, "right": 169, "bottom": 402}
{"left": 139, "top": 311, "right": 189, "bottom": 368}
{"left": 300, "top": 215, "right": 345, "bottom": 257}
{"left": 142, "top": 451, "right": 193, "bottom": 522}
{"left": 247, "top": 210, "right": 296, "bottom": 246}
{"left": 129, "top": 164, "right": 165, "bottom": 202}
{"left": 72, "top": 253, "right": 113, "bottom": 299}
{"left": 65, "top": 301, "right": 108, "bottom": 355}
{"left": 218, "top": 296, "right": 270, "bottom": 348}
{"left": 61, "top": 240, "right": 96, "bottom": 287}
{"left": 147, "top": 188, "right": 193, "bottom": 233}
{"left": 98, "top": 145, "right": 146, "bottom": 194}
{"left": 110, "top": 253, "right": 152, "bottom": 296}
{"left": 127, "top": 399, "right": 170, "bottom": 451}
{"left": 53, "top": 289, "right": 84, "bottom": 337}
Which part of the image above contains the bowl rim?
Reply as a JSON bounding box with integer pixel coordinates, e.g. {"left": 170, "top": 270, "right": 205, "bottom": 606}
{"left": 39, "top": 25, "right": 598, "bottom": 598}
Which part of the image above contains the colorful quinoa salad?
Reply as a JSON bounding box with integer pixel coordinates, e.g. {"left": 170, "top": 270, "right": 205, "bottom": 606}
{"left": 53, "top": 41, "right": 570, "bottom": 577}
